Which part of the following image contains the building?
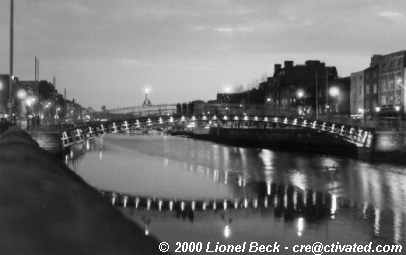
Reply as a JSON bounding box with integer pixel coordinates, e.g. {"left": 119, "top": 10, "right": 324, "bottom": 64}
{"left": 372, "top": 51, "right": 406, "bottom": 115}
{"left": 350, "top": 71, "right": 365, "bottom": 115}
{"left": 364, "top": 64, "right": 379, "bottom": 116}
{"left": 0, "top": 75, "right": 10, "bottom": 115}
{"left": 268, "top": 60, "right": 338, "bottom": 115}
{"left": 216, "top": 87, "right": 265, "bottom": 105}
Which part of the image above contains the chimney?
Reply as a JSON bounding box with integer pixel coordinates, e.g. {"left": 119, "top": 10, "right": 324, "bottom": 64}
{"left": 274, "top": 64, "right": 282, "bottom": 74}
{"left": 370, "top": 55, "right": 383, "bottom": 66}
{"left": 284, "top": 60, "right": 294, "bottom": 69}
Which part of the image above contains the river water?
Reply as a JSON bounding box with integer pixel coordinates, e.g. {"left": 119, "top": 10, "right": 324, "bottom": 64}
{"left": 68, "top": 133, "right": 406, "bottom": 251}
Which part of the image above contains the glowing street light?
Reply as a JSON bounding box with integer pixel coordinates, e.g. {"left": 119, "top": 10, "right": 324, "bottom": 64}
{"left": 329, "top": 86, "right": 340, "bottom": 97}
{"left": 17, "top": 89, "right": 27, "bottom": 100}
{"left": 266, "top": 97, "right": 271, "bottom": 102}
{"left": 144, "top": 88, "right": 150, "bottom": 94}
{"left": 395, "top": 105, "right": 401, "bottom": 112}
{"left": 44, "top": 102, "right": 52, "bottom": 109}
{"left": 224, "top": 87, "right": 232, "bottom": 93}
{"left": 375, "top": 106, "right": 381, "bottom": 113}
{"left": 25, "top": 96, "right": 37, "bottom": 107}
{"left": 296, "top": 89, "right": 305, "bottom": 99}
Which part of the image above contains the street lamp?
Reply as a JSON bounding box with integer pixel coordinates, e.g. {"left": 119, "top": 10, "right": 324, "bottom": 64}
{"left": 395, "top": 105, "right": 401, "bottom": 112}
{"left": 296, "top": 89, "right": 305, "bottom": 99}
{"left": 16, "top": 89, "right": 27, "bottom": 100}
{"left": 395, "top": 105, "right": 402, "bottom": 131}
{"left": 296, "top": 89, "right": 305, "bottom": 116}
{"left": 25, "top": 96, "right": 37, "bottom": 107}
{"left": 328, "top": 86, "right": 340, "bottom": 113}
{"left": 358, "top": 107, "right": 365, "bottom": 124}
{"left": 328, "top": 86, "right": 340, "bottom": 97}
{"left": 224, "top": 87, "right": 232, "bottom": 93}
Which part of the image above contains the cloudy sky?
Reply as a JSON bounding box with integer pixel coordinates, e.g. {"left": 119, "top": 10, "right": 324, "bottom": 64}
{"left": 0, "top": 0, "right": 405, "bottom": 109}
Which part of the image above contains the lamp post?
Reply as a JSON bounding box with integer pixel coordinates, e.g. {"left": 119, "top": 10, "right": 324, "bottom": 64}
{"left": 8, "top": 0, "right": 14, "bottom": 119}
{"left": 296, "top": 89, "right": 305, "bottom": 116}
{"left": 328, "top": 86, "right": 340, "bottom": 113}
{"left": 315, "top": 71, "right": 319, "bottom": 120}
{"left": 358, "top": 108, "right": 365, "bottom": 125}
{"left": 395, "top": 105, "right": 401, "bottom": 131}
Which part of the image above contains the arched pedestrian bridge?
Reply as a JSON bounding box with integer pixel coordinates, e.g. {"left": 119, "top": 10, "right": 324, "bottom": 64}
{"left": 60, "top": 115, "right": 374, "bottom": 151}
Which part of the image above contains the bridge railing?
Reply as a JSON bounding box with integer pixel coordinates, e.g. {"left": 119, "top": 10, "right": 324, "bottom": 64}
{"left": 60, "top": 115, "right": 375, "bottom": 149}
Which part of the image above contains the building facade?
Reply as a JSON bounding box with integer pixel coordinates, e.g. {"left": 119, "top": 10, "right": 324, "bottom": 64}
{"left": 364, "top": 64, "right": 379, "bottom": 116}
{"left": 0, "top": 75, "right": 10, "bottom": 115}
{"left": 373, "top": 51, "right": 406, "bottom": 114}
{"left": 268, "top": 60, "right": 339, "bottom": 115}
{"left": 350, "top": 71, "right": 365, "bottom": 115}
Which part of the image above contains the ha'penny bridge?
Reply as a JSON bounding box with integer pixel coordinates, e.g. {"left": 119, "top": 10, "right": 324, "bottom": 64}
{"left": 60, "top": 115, "right": 374, "bottom": 150}
{"left": 56, "top": 115, "right": 406, "bottom": 244}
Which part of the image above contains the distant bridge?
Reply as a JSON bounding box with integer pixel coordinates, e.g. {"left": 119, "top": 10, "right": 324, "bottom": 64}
{"left": 107, "top": 104, "right": 177, "bottom": 116}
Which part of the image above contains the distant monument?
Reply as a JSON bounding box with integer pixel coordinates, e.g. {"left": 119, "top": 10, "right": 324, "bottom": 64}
{"left": 142, "top": 88, "right": 152, "bottom": 106}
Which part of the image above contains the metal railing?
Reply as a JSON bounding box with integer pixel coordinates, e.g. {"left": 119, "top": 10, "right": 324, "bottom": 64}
{"left": 60, "top": 115, "right": 375, "bottom": 149}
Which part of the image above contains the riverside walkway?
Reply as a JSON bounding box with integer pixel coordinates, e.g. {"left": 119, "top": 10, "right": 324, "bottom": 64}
{"left": 0, "top": 128, "right": 157, "bottom": 254}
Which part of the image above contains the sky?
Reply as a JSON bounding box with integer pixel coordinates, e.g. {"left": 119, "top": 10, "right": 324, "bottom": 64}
{"left": 0, "top": 0, "right": 406, "bottom": 109}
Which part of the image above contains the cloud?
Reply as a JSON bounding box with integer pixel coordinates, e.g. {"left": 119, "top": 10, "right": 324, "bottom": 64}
{"left": 193, "top": 25, "right": 254, "bottom": 33}
{"left": 216, "top": 26, "right": 254, "bottom": 33}
{"left": 378, "top": 11, "right": 404, "bottom": 19}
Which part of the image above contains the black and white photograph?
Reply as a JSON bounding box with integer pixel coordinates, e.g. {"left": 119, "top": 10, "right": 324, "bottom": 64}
{"left": 0, "top": 0, "right": 405, "bottom": 254}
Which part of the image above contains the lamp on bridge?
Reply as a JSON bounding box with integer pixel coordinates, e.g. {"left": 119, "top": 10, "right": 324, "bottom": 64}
{"left": 143, "top": 88, "right": 152, "bottom": 106}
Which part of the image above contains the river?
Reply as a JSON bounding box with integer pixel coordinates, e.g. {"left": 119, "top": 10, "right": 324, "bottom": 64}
{"left": 68, "top": 133, "right": 406, "bottom": 251}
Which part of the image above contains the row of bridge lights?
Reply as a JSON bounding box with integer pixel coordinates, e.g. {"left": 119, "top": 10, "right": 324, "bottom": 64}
{"left": 124, "top": 115, "right": 367, "bottom": 134}
{"left": 140, "top": 115, "right": 286, "bottom": 123}
{"left": 119, "top": 116, "right": 370, "bottom": 145}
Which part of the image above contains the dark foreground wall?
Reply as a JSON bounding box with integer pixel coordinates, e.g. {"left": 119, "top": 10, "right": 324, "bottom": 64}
{"left": 0, "top": 128, "right": 157, "bottom": 255}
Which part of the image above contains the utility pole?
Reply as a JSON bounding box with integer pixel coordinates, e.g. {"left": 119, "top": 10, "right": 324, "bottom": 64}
{"left": 35, "top": 56, "right": 39, "bottom": 81}
{"left": 8, "top": 0, "right": 14, "bottom": 118}
{"left": 326, "top": 68, "right": 329, "bottom": 111}
{"left": 315, "top": 71, "right": 319, "bottom": 120}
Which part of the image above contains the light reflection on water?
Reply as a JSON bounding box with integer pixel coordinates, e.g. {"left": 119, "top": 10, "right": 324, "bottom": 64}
{"left": 68, "top": 134, "right": 406, "bottom": 246}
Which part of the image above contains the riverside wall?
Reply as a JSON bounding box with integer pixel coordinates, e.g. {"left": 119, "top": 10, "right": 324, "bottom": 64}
{"left": 206, "top": 127, "right": 359, "bottom": 157}
{"left": 200, "top": 127, "right": 406, "bottom": 164}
